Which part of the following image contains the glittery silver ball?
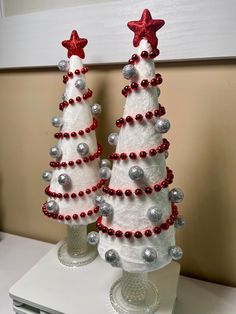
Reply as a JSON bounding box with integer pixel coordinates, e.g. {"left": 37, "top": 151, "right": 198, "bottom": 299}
{"left": 51, "top": 116, "right": 62, "bottom": 128}
{"left": 58, "top": 60, "right": 68, "bottom": 72}
{"left": 58, "top": 173, "right": 71, "bottom": 186}
{"left": 155, "top": 118, "right": 171, "bottom": 133}
{"left": 62, "top": 92, "right": 67, "bottom": 101}
{"left": 42, "top": 170, "right": 52, "bottom": 182}
{"left": 105, "top": 249, "right": 120, "bottom": 267}
{"left": 169, "top": 246, "right": 183, "bottom": 260}
{"left": 46, "top": 200, "right": 59, "bottom": 214}
{"left": 169, "top": 188, "right": 184, "bottom": 203}
{"left": 157, "top": 87, "right": 161, "bottom": 97}
{"left": 142, "top": 248, "right": 157, "bottom": 263}
{"left": 49, "top": 146, "right": 62, "bottom": 158}
{"left": 147, "top": 206, "right": 163, "bottom": 222}
{"left": 94, "top": 194, "right": 105, "bottom": 206}
{"left": 122, "top": 64, "right": 137, "bottom": 80}
{"left": 75, "top": 78, "right": 86, "bottom": 90}
{"left": 175, "top": 216, "right": 186, "bottom": 229}
{"left": 77, "top": 143, "right": 89, "bottom": 156}
{"left": 164, "top": 151, "right": 169, "bottom": 159}
{"left": 87, "top": 231, "right": 99, "bottom": 245}
{"left": 99, "top": 203, "right": 113, "bottom": 217}
{"left": 99, "top": 159, "right": 111, "bottom": 169}
{"left": 128, "top": 166, "right": 144, "bottom": 181}
{"left": 99, "top": 167, "right": 111, "bottom": 180}
{"left": 91, "top": 103, "right": 102, "bottom": 115}
{"left": 108, "top": 133, "right": 118, "bottom": 146}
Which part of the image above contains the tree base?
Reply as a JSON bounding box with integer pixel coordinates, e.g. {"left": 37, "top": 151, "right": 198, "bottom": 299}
{"left": 110, "top": 278, "right": 160, "bottom": 314}
{"left": 58, "top": 242, "right": 98, "bottom": 267}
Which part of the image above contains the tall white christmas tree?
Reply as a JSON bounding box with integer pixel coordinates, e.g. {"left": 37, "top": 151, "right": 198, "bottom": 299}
{"left": 42, "top": 30, "right": 104, "bottom": 267}
{"left": 96, "top": 9, "right": 185, "bottom": 313}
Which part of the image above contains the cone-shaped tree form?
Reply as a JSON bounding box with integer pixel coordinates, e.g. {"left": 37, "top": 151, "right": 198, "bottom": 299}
{"left": 42, "top": 30, "right": 104, "bottom": 226}
{"left": 98, "top": 10, "right": 184, "bottom": 273}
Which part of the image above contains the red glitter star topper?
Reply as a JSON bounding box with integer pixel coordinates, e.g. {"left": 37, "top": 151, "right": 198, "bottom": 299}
{"left": 127, "top": 9, "right": 165, "bottom": 49}
{"left": 62, "top": 30, "right": 88, "bottom": 59}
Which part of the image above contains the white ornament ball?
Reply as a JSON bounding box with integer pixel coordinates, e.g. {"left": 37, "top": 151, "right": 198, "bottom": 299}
{"left": 128, "top": 166, "right": 144, "bottom": 181}
{"left": 105, "top": 249, "right": 120, "bottom": 267}
{"left": 122, "top": 64, "right": 137, "bottom": 80}
{"left": 142, "top": 248, "right": 157, "bottom": 263}
{"left": 58, "top": 60, "right": 68, "bottom": 72}
{"left": 91, "top": 103, "right": 102, "bottom": 115}
{"left": 169, "top": 188, "right": 184, "bottom": 203}
{"left": 99, "top": 167, "right": 111, "bottom": 180}
{"left": 99, "top": 203, "right": 113, "bottom": 217}
{"left": 94, "top": 195, "right": 105, "bottom": 206}
{"left": 147, "top": 206, "right": 162, "bottom": 222}
{"left": 108, "top": 133, "right": 118, "bottom": 146}
{"left": 175, "top": 216, "right": 186, "bottom": 229}
{"left": 155, "top": 118, "right": 171, "bottom": 133}
{"left": 42, "top": 170, "right": 52, "bottom": 182}
{"left": 87, "top": 232, "right": 99, "bottom": 245}
{"left": 169, "top": 246, "right": 183, "bottom": 260}
{"left": 77, "top": 143, "right": 89, "bottom": 156}
{"left": 51, "top": 116, "right": 62, "bottom": 128}
{"left": 58, "top": 173, "right": 71, "bottom": 186}
{"left": 46, "top": 200, "right": 59, "bottom": 214}
{"left": 99, "top": 159, "right": 111, "bottom": 169}
{"left": 75, "top": 78, "right": 86, "bottom": 90}
{"left": 49, "top": 146, "right": 62, "bottom": 158}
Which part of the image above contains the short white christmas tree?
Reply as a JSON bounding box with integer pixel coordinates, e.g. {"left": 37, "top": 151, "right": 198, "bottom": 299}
{"left": 96, "top": 9, "right": 185, "bottom": 313}
{"left": 42, "top": 30, "right": 104, "bottom": 267}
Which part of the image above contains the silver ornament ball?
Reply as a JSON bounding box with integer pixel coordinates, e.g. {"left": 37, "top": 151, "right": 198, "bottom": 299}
{"left": 62, "top": 92, "right": 67, "bottom": 101}
{"left": 99, "top": 159, "right": 111, "bottom": 169}
{"left": 169, "top": 188, "right": 184, "bottom": 203}
{"left": 175, "top": 216, "right": 186, "bottom": 229}
{"left": 157, "top": 87, "right": 161, "bottom": 97}
{"left": 147, "top": 206, "right": 163, "bottom": 222}
{"left": 105, "top": 249, "right": 120, "bottom": 267}
{"left": 142, "top": 248, "right": 158, "bottom": 263}
{"left": 58, "top": 173, "right": 71, "bottom": 186}
{"left": 49, "top": 146, "right": 62, "bottom": 158}
{"left": 87, "top": 231, "right": 99, "bottom": 245}
{"left": 122, "top": 64, "right": 137, "bottom": 80}
{"left": 128, "top": 166, "right": 144, "bottom": 181}
{"left": 75, "top": 78, "right": 86, "bottom": 90}
{"left": 91, "top": 103, "right": 102, "bottom": 115}
{"left": 51, "top": 116, "right": 62, "bottom": 128}
{"left": 108, "top": 133, "right": 119, "bottom": 146}
{"left": 77, "top": 143, "right": 89, "bottom": 156}
{"left": 46, "top": 200, "right": 59, "bottom": 214}
{"left": 58, "top": 60, "right": 68, "bottom": 72}
{"left": 99, "top": 167, "right": 111, "bottom": 180}
{"left": 94, "top": 194, "right": 105, "bottom": 206}
{"left": 169, "top": 246, "right": 183, "bottom": 260}
{"left": 99, "top": 203, "right": 113, "bottom": 217}
{"left": 164, "top": 150, "right": 169, "bottom": 159}
{"left": 155, "top": 118, "right": 171, "bottom": 133}
{"left": 42, "top": 170, "right": 52, "bottom": 182}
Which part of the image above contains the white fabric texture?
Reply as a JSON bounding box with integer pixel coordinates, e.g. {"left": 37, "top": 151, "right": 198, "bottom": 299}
{"left": 48, "top": 55, "right": 100, "bottom": 225}
{"left": 98, "top": 40, "right": 175, "bottom": 272}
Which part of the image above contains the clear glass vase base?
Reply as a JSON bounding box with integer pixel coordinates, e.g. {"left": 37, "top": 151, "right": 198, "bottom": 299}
{"left": 110, "top": 278, "right": 160, "bottom": 314}
{"left": 57, "top": 243, "right": 98, "bottom": 267}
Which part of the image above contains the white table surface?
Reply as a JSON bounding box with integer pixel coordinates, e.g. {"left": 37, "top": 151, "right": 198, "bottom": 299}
{"left": 1, "top": 232, "right": 236, "bottom": 314}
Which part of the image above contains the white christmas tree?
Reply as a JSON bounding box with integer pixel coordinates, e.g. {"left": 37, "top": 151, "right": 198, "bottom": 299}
{"left": 42, "top": 30, "right": 104, "bottom": 267}
{"left": 96, "top": 9, "right": 185, "bottom": 312}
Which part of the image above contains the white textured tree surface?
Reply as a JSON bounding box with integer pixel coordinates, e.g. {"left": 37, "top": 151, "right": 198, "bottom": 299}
{"left": 43, "top": 32, "right": 102, "bottom": 225}
{"left": 98, "top": 39, "right": 175, "bottom": 273}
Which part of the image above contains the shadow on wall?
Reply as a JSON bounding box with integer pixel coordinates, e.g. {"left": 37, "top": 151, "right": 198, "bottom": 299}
{"left": 0, "top": 175, "right": 5, "bottom": 240}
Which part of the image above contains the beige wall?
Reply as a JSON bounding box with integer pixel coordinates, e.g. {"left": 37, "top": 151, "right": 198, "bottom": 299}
{"left": 0, "top": 60, "right": 236, "bottom": 287}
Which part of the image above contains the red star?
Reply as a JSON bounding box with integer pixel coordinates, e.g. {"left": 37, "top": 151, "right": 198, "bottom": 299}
{"left": 127, "top": 9, "right": 165, "bottom": 49}
{"left": 62, "top": 30, "right": 88, "bottom": 59}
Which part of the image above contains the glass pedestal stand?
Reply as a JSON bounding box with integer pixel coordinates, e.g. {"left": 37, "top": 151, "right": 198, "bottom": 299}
{"left": 110, "top": 270, "right": 160, "bottom": 314}
{"left": 58, "top": 225, "right": 97, "bottom": 267}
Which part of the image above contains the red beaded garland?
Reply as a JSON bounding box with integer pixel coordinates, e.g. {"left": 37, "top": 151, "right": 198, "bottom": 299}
{"left": 121, "top": 75, "right": 162, "bottom": 97}
{"left": 128, "top": 49, "right": 159, "bottom": 65}
{"left": 54, "top": 118, "right": 97, "bottom": 139}
{"left": 103, "top": 167, "right": 173, "bottom": 197}
{"left": 62, "top": 66, "right": 89, "bottom": 83}
{"left": 59, "top": 89, "right": 93, "bottom": 111}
